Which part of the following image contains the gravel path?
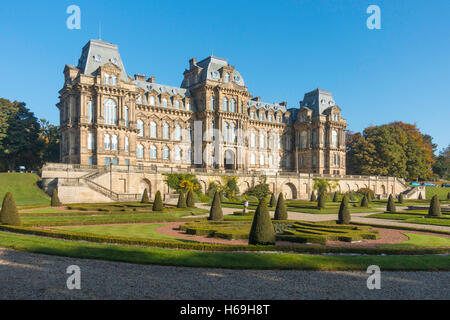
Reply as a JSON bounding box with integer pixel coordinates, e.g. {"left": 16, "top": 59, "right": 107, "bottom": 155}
{"left": 0, "top": 249, "right": 448, "bottom": 300}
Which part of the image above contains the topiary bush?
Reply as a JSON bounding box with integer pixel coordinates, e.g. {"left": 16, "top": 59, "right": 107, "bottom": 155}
{"left": 269, "top": 193, "right": 276, "bottom": 207}
{"left": 317, "top": 192, "right": 325, "bottom": 209}
{"left": 0, "top": 192, "right": 21, "bottom": 226}
{"left": 333, "top": 192, "right": 339, "bottom": 203}
{"left": 248, "top": 198, "right": 275, "bottom": 245}
{"left": 152, "top": 191, "right": 164, "bottom": 211}
{"left": 177, "top": 191, "right": 187, "bottom": 208}
{"left": 186, "top": 190, "right": 196, "bottom": 208}
{"left": 428, "top": 195, "right": 441, "bottom": 217}
{"left": 387, "top": 194, "right": 396, "bottom": 213}
{"left": 274, "top": 192, "right": 287, "bottom": 220}
{"left": 447, "top": 192, "right": 450, "bottom": 200}
{"left": 398, "top": 193, "right": 404, "bottom": 204}
{"left": 418, "top": 192, "right": 423, "bottom": 200}
{"left": 310, "top": 192, "right": 317, "bottom": 202}
{"left": 50, "top": 189, "right": 62, "bottom": 207}
{"left": 337, "top": 195, "right": 350, "bottom": 225}
{"left": 208, "top": 191, "right": 223, "bottom": 221}
{"left": 141, "top": 188, "right": 150, "bottom": 203}
{"left": 360, "top": 195, "right": 369, "bottom": 207}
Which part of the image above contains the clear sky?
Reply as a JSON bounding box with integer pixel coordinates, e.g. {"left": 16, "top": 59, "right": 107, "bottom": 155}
{"left": 0, "top": 0, "right": 449, "bottom": 152}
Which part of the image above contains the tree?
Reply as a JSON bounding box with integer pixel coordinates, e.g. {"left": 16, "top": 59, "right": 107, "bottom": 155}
{"left": 317, "top": 192, "right": 326, "bottom": 209}
{"left": 332, "top": 192, "right": 339, "bottom": 202}
{"left": 141, "top": 188, "right": 150, "bottom": 203}
{"left": 274, "top": 193, "right": 287, "bottom": 220}
{"left": 177, "top": 191, "right": 187, "bottom": 208}
{"left": 428, "top": 195, "right": 441, "bottom": 217}
{"left": 248, "top": 198, "right": 275, "bottom": 245}
{"left": 387, "top": 194, "right": 396, "bottom": 213}
{"left": 337, "top": 195, "right": 350, "bottom": 225}
{"left": 313, "top": 178, "right": 338, "bottom": 196}
{"left": 38, "top": 119, "right": 60, "bottom": 164}
{"left": 269, "top": 193, "right": 276, "bottom": 207}
{"left": 152, "top": 191, "right": 164, "bottom": 211}
{"left": 221, "top": 176, "right": 240, "bottom": 198}
{"left": 208, "top": 191, "right": 223, "bottom": 221}
{"left": 51, "top": 189, "right": 62, "bottom": 207}
{"left": 245, "top": 182, "right": 270, "bottom": 200}
{"left": 432, "top": 145, "right": 450, "bottom": 180}
{"left": 0, "top": 192, "right": 21, "bottom": 226}
{"left": 186, "top": 190, "right": 196, "bottom": 208}
{"left": 163, "top": 173, "right": 200, "bottom": 194}
{"left": 360, "top": 194, "right": 369, "bottom": 207}
{"left": 398, "top": 193, "right": 404, "bottom": 204}
{"left": 310, "top": 192, "right": 317, "bottom": 202}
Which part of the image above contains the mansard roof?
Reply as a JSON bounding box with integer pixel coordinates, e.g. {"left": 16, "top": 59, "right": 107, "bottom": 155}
{"left": 247, "top": 100, "right": 287, "bottom": 113}
{"left": 134, "top": 80, "right": 190, "bottom": 98}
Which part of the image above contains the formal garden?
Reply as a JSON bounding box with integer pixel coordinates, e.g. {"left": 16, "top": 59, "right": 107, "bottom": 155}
{"left": 0, "top": 173, "right": 449, "bottom": 271}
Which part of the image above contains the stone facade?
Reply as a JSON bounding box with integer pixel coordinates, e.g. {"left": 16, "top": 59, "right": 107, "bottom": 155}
{"left": 58, "top": 39, "right": 347, "bottom": 175}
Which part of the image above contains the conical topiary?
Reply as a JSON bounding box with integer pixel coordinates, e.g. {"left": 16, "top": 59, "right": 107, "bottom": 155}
{"left": 141, "top": 188, "right": 150, "bottom": 203}
{"left": 209, "top": 191, "right": 223, "bottom": 221}
{"left": 398, "top": 193, "right": 404, "bottom": 204}
{"left": 428, "top": 195, "right": 441, "bottom": 217}
{"left": 418, "top": 192, "right": 423, "bottom": 200}
{"left": 186, "top": 190, "right": 196, "bottom": 208}
{"left": 269, "top": 193, "right": 276, "bottom": 207}
{"left": 310, "top": 192, "right": 317, "bottom": 202}
{"left": 333, "top": 192, "right": 339, "bottom": 203}
{"left": 177, "top": 191, "right": 187, "bottom": 208}
{"left": 274, "top": 192, "right": 287, "bottom": 220}
{"left": 337, "top": 195, "right": 350, "bottom": 225}
{"left": 51, "top": 189, "right": 62, "bottom": 207}
{"left": 447, "top": 192, "right": 450, "bottom": 200}
{"left": 0, "top": 192, "right": 21, "bottom": 226}
{"left": 386, "top": 194, "right": 396, "bottom": 213}
{"left": 248, "top": 198, "right": 275, "bottom": 245}
{"left": 360, "top": 195, "right": 369, "bottom": 207}
{"left": 152, "top": 190, "right": 164, "bottom": 211}
{"left": 366, "top": 192, "right": 372, "bottom": 203}
{"left": 317, "top": 192, "right": 326, "bottom": 209}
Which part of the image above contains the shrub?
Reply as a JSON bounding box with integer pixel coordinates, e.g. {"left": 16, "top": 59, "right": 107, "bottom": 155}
{"left": 269, "top": 193, "right": 276, "bottom": 207}
{"left": 398, "top": 193, "right": 404, "bottom": 204}
{"left": 0, "top": 192, "right": 21, "bottom": 226}
{"left": 418, "top": 192, "right": 423, "bottom": 200}
{"left": 177, "top": 191, "right": 187, "bottom": 208}
{"left": 337, "top": 195, "right": 350, "bottom": 225}
{"left": 248, "top": 198, "right": 275, "bottom": 245}
{"left": 360, "top": 195, "right": 369, "bottom": 207}
{"left": 333, "top": 192, "right": 339, "bottom": 203}
{"left": 274, "top": 193, "right": 287, "bottom": 220}
{"left": 387, "top": 194, "right": 396, "bottom": 213}
{"left": 447, "top": 192, "right": 450, "bottom": 200}
{"left": 358, "top": 188, "right": 374, "bottom": 201}
{"left": 428, "top": 195, "right": 441, "bottom": 217}
{"left": 310, "top": 192, "right": 317, "bottom": 202}
{"left": 317, "top": 192, "right": 326, "bottom": 209}
{"left": 50, "top": 189, "right": 62, "bottom": 207}
{"left": 152, "top": 191, "right": 164, "bottom": 211}
{"left": 141, "top": 188, "right": 150, "bottom": 203}
{"left": 208, "top": 191, "right": 223, "bottom": 221}
{"left": 186, "top": 190, "right": 196, "bottom": 208}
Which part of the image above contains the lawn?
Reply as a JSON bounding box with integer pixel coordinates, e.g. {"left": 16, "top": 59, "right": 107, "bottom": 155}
{"left": 0, "top": 173, "right": 50, "bottom": 206}
{"left": 426, "top": 186, "right": 450, "bottom": 201}
{"left": 0, "top": 231, "right": 448, "bottom": 270}
{"left": 382, "top": 233, "right": 450, "bottom": 248}
{"left": 367, "top": 212, "right": 450, "bottom": 227}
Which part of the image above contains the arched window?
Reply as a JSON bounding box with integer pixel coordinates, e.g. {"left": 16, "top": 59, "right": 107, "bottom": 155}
{"left": 150, "top": 145, "right": 157, "bottom": 159}
{"left": 150, "top": 122, "right": 157, "bottom": 138}
{"left": 104, "top": 134, "right": 110, "bottom": 150}
{"left": 224, "top": 73, "right": 230, "bottom": 82}
{"left": 103, "top": 99, "right": 117, "bottom": 125}
{"left": 162, "top": 98, "right": 168, "bottom": 107}
{"left": 250, "top": 132, "right": 256, "bottom": 148}
{"left": 137, "top": 144, "right": 144, "bottom": 159}
{"left": 163, "top": 146, "right": 169, "bottom": 160}
{"left": 250, "top": 153, "right": 256, "bottom": 165}
{"left": 137, "top": 120, "right": 144, "bottom": 137}
{"left": 259, "top": 112, "right": 264, "bottom": 121}
{"left": 175, "top": 147, "right": 181, "bottom": 161}
{"left": 87, "top": 101, "right": 93, "bottom": 123}
{"left": 111, "top": 134, "right": 118, "bottom": 151}
{"left": 223, "top": 122, "right": 229, "bottom": 142}
{"left": 149, "top": 96, "right": 155, "bottom": 106}
{"left": 125, "top": 136, "right": 129, "bottom": 153}
{"left": 163, "top": 123, "right": 169, "bottom": 139}
{"left": 230, "top": 99, "right": 236, "bottom": 112}
{"left": 332, "top": 130, "right": 338, "bottom": 148}
{"left": 223, "top": 97, "right": 228, "bottom": 112}
{"left": 175, "top": 125, "right": 181, "bottom": 141}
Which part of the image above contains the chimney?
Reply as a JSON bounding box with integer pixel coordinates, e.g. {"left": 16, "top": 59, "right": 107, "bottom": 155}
{"left": 279, "top": 101, "right": 287, "bottom": 106}
{"left": 134, "top": 74, "right": 146, "bottom": 81}
{"left": 251, "top": 96, "right": 261, "bottom": 102}
{"left": 147, "top": 76, "right": 156, "bottom": 83}
{"left": 189, "top": 58, "right": 197, "bottom": 69}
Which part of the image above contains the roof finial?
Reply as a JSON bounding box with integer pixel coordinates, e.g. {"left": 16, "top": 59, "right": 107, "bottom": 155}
{"left": 98, "top": 21, "right": 102, "bottom": 40}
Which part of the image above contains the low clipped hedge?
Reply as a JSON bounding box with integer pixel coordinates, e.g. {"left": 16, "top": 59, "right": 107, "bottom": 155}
{"left": 233, "top": 210, "right": 255, "bottom": 216}
{"left": 0, "top": 224, "right": 448, "bottom": 255}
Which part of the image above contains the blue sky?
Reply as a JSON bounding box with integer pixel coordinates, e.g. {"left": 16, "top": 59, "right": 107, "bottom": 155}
{"left": 0, "top": 0, "right": 449, "bottom": 151}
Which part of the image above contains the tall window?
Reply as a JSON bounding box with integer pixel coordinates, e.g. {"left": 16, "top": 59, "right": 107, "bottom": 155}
{"left": 125, "top": 136, "right": 129, "bottom": 153}
{"left": 230, "top": 99, "right": 236, "bottom": 112}
{"left": 175, "top": 147, "right": 181, "bottom": 161}
{"left": 186, "top": 126, "right": 192, "bottom": 141}
{"left": 163, "top": 146, "right": 169, "bottom": 160}
{"left": 150, "top": 145, "right": 157, "bottom": 159}
{"left": 103, "top": 99, "right": 117, "bottom": 125}
{"left": 223, "top": 122, "right": 229, "bottom": 142}
{"left": 150, "top": 122, "right": 157, "bottom": 138}
{"left": 250, "top": 112, "right": 255, "bottom": 120}
{"left": 137, "top": 120, "right": 144, "bottom": 137}
{"left": 186, "top": 148, "right": 192, "bottom": 163}
{"left": 230, "top": 123, "right": 236, "bottom": 143}
{"left": 175, "top": 125, "right": 181, "bottom": 141}
{"left": 104, "top": 134, "right": 110, "bottom": 150}
{"left": 104, "top": 74, "right": 110, "bottom": 85}
{"left": 210, "top": 95, "right": 214, "bottom": 110}
{"left": 111, "top": 75, "right": 117, "bottom": 85}
{"left": 111, "top": 135, "right": 118, "bottom": 151}
{"left": 268, "top": 114, "right": 272, "bottom": 122}
{"left": 250, "top": 132, "right": 256, "bottom": 148}
{"left": 149, "top": 96, "right": 155, "bottom": 105}
{"left": 223, "top": 97, "right": 228, "bottom": 112}
{"left": 87, "top": 133, "right": 94, "bottom": 150}
{"left": 300, "top": 131, "right": 307, "bottom": 149}
{"left": 137, "top": 144, "right": 144, "bottom": 159}
{"left": 162, "top": 98, "right": 168, "bottom": 107}
{"left": 224, "top": 73, "right": 230, "bottom": 82}
{"left": 260, "top": 154, "right": 265, "bottom": 166}
{"left": 269, "top": 155, "right": 274, "bottom": 166}
{"left": 259, "top": 133, "right": 265, "bottom": 149}
{"left": 175, "top": 100, "right": 180, "bottom": 109}
{"left": 163, "top": 123, "right": 169, "bottom": 139}
{"left": 87, "top": 101, "right": 93, "bottom": 123}
{"left": 186, "top": 102, "right": 191, "bottom": 111}
{"left": 124, "top": 106, "right": 129, "bottom": 127}
{"left": 259, "top": 112, "right": 264, "bottom": 121}
{"left": 332, "top": 130, "right": 338, "bottom": 148}
{"left": 250, "top": 153, "right": 256, "bottom": 165}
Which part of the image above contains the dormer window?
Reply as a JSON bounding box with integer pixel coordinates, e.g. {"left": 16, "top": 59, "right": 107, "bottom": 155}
{"left": 224, "top": 73, "right": 230, "bottom": 83}
{"left": 104, "top": 74, "right": 110, "bottom": 85}
{"left": 250, "top": 112, "right": 255, "bottom": 120}
{"left": 174, "top": 100, "right": 180, "bottom": 109}
{"left": 162, "top": 98, "right": 168, "bottom": 107}
{"left": 111, "top": 75, "right": 117, "bottom": 85}
{"left": 149, "top": 96, "right": 155, "bottom": 106}
{"left": 259, "top": 112, "right": 264, "bottom": 121}
{"left": 186, "top": 102, "right": 191, "bottom": 111}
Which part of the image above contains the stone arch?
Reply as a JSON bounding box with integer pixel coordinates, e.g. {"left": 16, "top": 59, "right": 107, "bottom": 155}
{"left": 346, "top": 184, "right": 351, "bottom": 192}
{"left": 224, "top": 149, "right": 235, "bottom": 170}
{"left": 139, "top": 178, "right": 152, "bottom": 197}
{"left": 381, "top": 185, "right": 386, "bottom": 195}
{"left": 239, "top": 180, "right": 250, "bottom": 194}
{"left": 353, "top": 184, "right": 359, "bottom": 192}
{"left": 282, "top": 182, "right": 297, "bottom": 200}
{"left": 199, "top": 180, "right": 207, "bottom": 194}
